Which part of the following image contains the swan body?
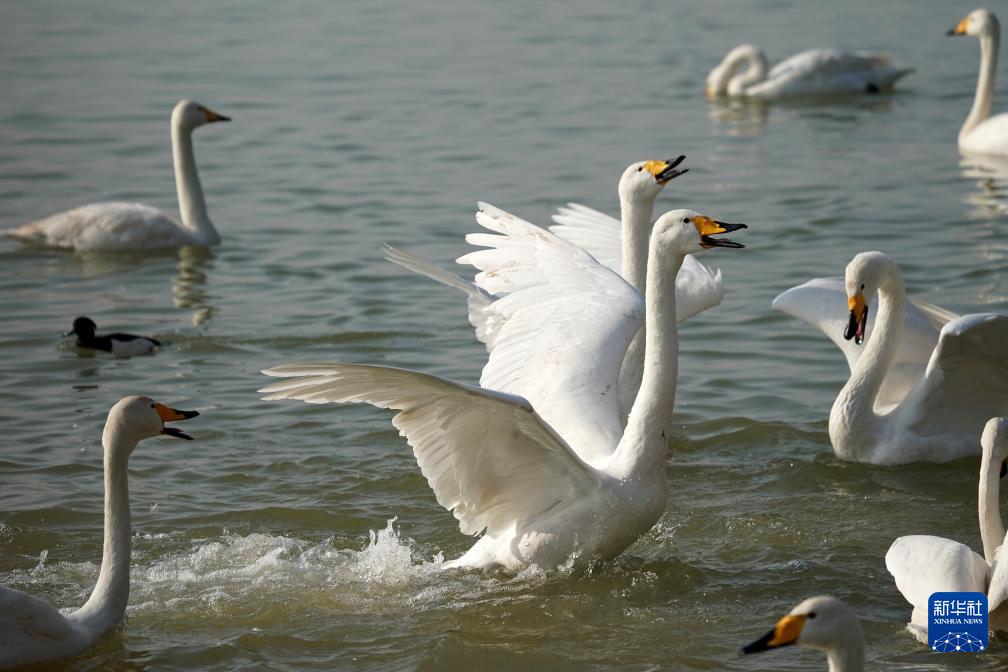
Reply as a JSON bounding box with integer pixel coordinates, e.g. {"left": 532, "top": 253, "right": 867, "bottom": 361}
{"left": 64, "top": 316, "right": 160, "bottom": 357}
{"left": 949, "top": 9, "right": 1008, "bottom": 156}
{"left": 777, "top": 252, "right": 1008, "bottom": 464}
{"left": 0, "top": 396, "right": 197, "bottom": 668}
{"left": 260, "top": 209, "right": 746, "bottom": 571}
{"left": 742, "top": 596, "right": 864, "bottom": 672}
{"left": 4, "top": 100, "right": 229, "bottom": 251}
{"left": 706, "top": 44, "right": 912, "bottom": 99}
{"left": 385, "top": 158, "right": 725, "bottom": 423}
{"left": 886, "top": 417, "right": 1008, "bottom": 643}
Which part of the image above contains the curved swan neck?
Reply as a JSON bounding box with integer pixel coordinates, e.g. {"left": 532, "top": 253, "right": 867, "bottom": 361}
{"left": 962, "top": 25, "right": 1000, "bottom": 142}
{"left": 979, "top": 451, "right": 1005, "bottom": 564}
{"left": 72, "top": 425, "right": 134, "bottom": 634}
{"left": 726, "top": 46, "right": 768, "bottom": 95}
{"left": 172, "top": 120, "right": 219, "bottom": 245}
{"left": 830, "top": 272, "right": 905, "bottom": 457}
{"left": 613, "top": 242, "right": 682, "bottom": 480}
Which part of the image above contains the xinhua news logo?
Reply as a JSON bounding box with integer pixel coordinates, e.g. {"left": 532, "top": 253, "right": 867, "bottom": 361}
{"left": 928, "top": 592, "right": 988, "bottom": 652}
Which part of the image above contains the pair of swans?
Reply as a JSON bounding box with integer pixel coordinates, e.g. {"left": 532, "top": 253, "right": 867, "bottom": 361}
{"left": 887, "top": 416, "right": 1008, "bottom": 643}
{"left": 774, "top": 250, "right": 1008, "bottom": 464}
{"left": 706, "top": 44, "right": 911, "bottom": 99}
{"left": 384, "top": 157, "right": 726, "bottom": 432}
{"left": 743, "top": 596, "right": 864, "bottom": 672}
{"left": 950, "top": 8, "right": 1008, "bottom": 157}
{"left": 261, "top": 207, "right": 746, "bottom": 570}
{"left": 3, "top": 99, "right": 229, "bottom": 251}
{"left": 0, "top": 397, "right": 198, "bottom": 668}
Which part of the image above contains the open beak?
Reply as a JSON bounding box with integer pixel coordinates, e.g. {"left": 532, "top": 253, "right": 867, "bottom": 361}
{"left": 741, "top": 614, "right": 806, "bottom": 655}
{"left": 202, "top": 107, "right": 231, "bottom": 123}
{"left": 947, "top": 17, "right": 969, "bottom": 36}
{"left": 645, "top": 156, "right": 688, "bottom": 184}
{"left": 844, "top": 293, "right": 868, "bottom": 344}
{"left": 155, "top": 402, "right": 199, "bottom": 440}
{"left": 693, "top": 215, "right": 747, "bottom": 249}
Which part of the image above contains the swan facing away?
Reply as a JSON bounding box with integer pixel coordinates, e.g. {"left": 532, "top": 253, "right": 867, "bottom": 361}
{"left": 775, "top": 251, "right": 1008, "bottom": 464}
{"left": 261, "top": 209, "right": 746, "bottom": 571}
{"left": 706, "top": 44, "right": 912, "bottom": 99}
{"left": 886, "top": 417, "right": 1008, "bottom": 643}
{"left": 64, "top": 317, "right": 161, "bottom": 357}
{"left": 0, "top": 397, "right": 198, "bottom": 668}
{"left": 949, "top": 9, "right": 1008, "bottom": 156}
{"left": 3, "top": 100, "right": 229, "bottom": 251}
{"left": 742, "top": 596, "right": 864, "bottom": 672}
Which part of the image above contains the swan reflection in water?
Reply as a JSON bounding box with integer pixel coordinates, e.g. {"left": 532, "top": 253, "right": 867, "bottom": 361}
{"left": 172, "top": 245, "right": 215, "bottom": 326}
{"left": 960, "top": 150, "right": 1008, "bottom": 218}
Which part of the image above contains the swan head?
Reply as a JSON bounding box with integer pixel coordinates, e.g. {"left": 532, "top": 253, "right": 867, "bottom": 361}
{"left": 981, "top": 417, "right": 1008, "bottom": 478}
{"left": 171, "top": 99, "right": 231, "bottom": 131}
{"left": 104, "top": 396, "right": 199, "bottom": 451}
{"left": 652, "top": 209, "right": 746, "bottom": 255}
{"left": 65, "top": 316, "right": 98, "bottom": 339}
{"left": 617, "top": 157, "right": 688, "bottom": 202}
{"left": 742, "top": 596, "right": 862, "bottom": 659}
{"left": 842, "top": 251, "right": 896, "bottom": 345}
{"left": 947, "top": 8, "right": 999, "bottom": 38}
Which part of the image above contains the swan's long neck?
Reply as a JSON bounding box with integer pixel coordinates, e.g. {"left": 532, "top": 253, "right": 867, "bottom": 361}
{"left": 829, "top": 275, "right": 905, "bottom": 459}
{"left": 72, "top": 427, "right": 133, "bottom": 634}
{"left": 961, "top": 25, "right": 1000, "bottom": 143}
{"left": 727, "top": 48, "right": 768, "bottom": 95}
{"left": 615, "top": 191, "right": 657, "bottom": 419}
{"left": 172, "top": 121, "right": 219, "bottom": 245}
{"left": 825, "top": 636, "right": 864, "bottom": 672}
{"left": 978, "top": 450, "right": 1005, "bottom": 564}
{"left": 612, "top": 243, "right": 681, "bottom": 481}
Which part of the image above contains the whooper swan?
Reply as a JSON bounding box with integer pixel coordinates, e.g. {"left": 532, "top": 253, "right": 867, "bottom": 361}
{"left": 948, "top": 8, "right": 1008, "bottom": 157}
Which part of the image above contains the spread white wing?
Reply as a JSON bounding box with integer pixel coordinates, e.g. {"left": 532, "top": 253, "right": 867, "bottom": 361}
{"left": 457, "top": 203, "right": 641, "bottom": 462}
{"left": 900, "top": 314, "right": 1008, "bottom": 439}
{"left": 549, "top": 202, "right": 724, "bottom": 322}
{"left": 886, "top": 535, "right": 988, "bottom": 611}
{"left": 772, "top": 278, "right": 958, "bottom": 411}
{"left": 260, "top": 363, "right": 601, "bottom": 537}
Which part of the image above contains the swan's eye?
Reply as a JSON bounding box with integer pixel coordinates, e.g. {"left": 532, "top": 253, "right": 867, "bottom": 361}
{"left": 860, "top": 284, "right": 865, "bottom": 290}
{"left": 637, "top": 166, "right": 643, "bottom": 172}
{"left": 682, "top": 217, "right": 690, "bottom": 224}
{"left": 808, "top": 612, "right": 817, "bottom": 619}
{"left": 150, "top": 403, "right": 156, "bottom": 409}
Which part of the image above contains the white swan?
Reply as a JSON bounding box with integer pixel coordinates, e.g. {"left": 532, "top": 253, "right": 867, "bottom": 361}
{"left": 706, "top": 44, "right": 912, "bottom": 99}
{"left": 260, "top": 209, "right": 746, "bottom": 570}
{"left": 775, "top": 251, "right": 1008, "bottom": 464}
{"left": 886, "top": 417, "right": 1008, "bottom": 643}
{"left": 3, "top": 100, "right": 229, "bottom": 251}
{"left": 0, "top": 396, "right": 198, "bottom": 668}
{"left": 741, "top": 596, "right": 864, "bottom": 672}
{"left": 948, "top": 9, "right": 1008, "bottom": 156}
{"left": 385, "top": 158, "right": 725, "bottom": 419}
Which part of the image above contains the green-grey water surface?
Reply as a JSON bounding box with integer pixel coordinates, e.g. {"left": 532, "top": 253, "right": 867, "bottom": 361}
{"left": 2, "top": 0, "right": 1008, "bottom": 669}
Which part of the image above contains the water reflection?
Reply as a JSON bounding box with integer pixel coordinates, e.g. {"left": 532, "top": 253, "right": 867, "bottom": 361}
{"left": 172, "top": 245, "right": 216, "bottom": 326}
{"left": 705, "top": 98, "right": 769, "bottom": 137}
{"left": 959, "top": 151, "right": 1008, "bottom": 218}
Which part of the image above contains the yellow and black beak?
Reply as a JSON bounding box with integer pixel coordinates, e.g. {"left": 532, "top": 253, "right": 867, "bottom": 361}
{"left": 844, "top": 293, "right": 868, "bottom": 345}
{"left": 200, "top": 106, "right": 231, "bottom": 123}
{"left": 155, "top": 402, "right": 199, "bottom": 440}
{"left": 693, "top": 215, "right": 747, "bottom": 249}
{"left": 644, "top": 156, "right": 688, "bottom": 184}
{"left": 947, "top": 16, "right": 969, "bottom": 36}
{"left": 741, "top": 614, "right": 807, "bottom": 655}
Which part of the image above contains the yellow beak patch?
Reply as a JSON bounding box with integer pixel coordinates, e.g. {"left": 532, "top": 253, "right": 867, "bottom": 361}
{"left": 768, "top": 614, "right": 807, "bottom": 647}
{"left": 155, "top": 402, "right": 190, "bottom": 422}
{"left": 692, "top": 215, "right": 729, "bottom": 236}
{"left": 848, "top": 293, "right": 866, "bottom": 317}
{"left": 643, "top": 160, "right": 669, "bottom": 177}
{"left": 952, "top": 16, "right": 970, "bottom": 35}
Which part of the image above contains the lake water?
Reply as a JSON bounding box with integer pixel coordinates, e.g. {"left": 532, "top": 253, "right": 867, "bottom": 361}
{"left": 2, "top": 0, "right": 1008, "bottom": 669}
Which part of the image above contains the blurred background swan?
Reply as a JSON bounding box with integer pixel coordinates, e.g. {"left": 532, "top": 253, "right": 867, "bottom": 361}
{"left": 948, "top": 8, "right": 1008, "bottom": 157}
{"left": 3, "top": 100, "right": 230, "bottom": 251}
{"left": 706, "top": 44, "right": 912, "bottom": 99}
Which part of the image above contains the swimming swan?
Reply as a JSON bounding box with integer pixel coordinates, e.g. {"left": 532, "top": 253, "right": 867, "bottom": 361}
{"left": 948, "top": 8, "right": 1008, "bottom": 156}
{"left": 886, "top": 417, "right": 1008, "bottom": 643}
{"left": 260, "top": 209, "right": 745, "bottom": 570}
{"left": 64, "top": 317, "right": 161, "bottom": 357}
{"left": 742, "top": 596, "right": 864, "bottom": 672}
{"left": 776, "top": 251, "right": 1008, "bottom": 464}
{"left": 3, "top": 100, "right": 230, "bottom": 251}
{"left": 386, "top": 158, "right": 724, "bottom": 418}
{"left": 0, "top": 396, "right": 198, "bottom": 668}
{"left": 706, "top": 44, "right": 912, "bottom": 99}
